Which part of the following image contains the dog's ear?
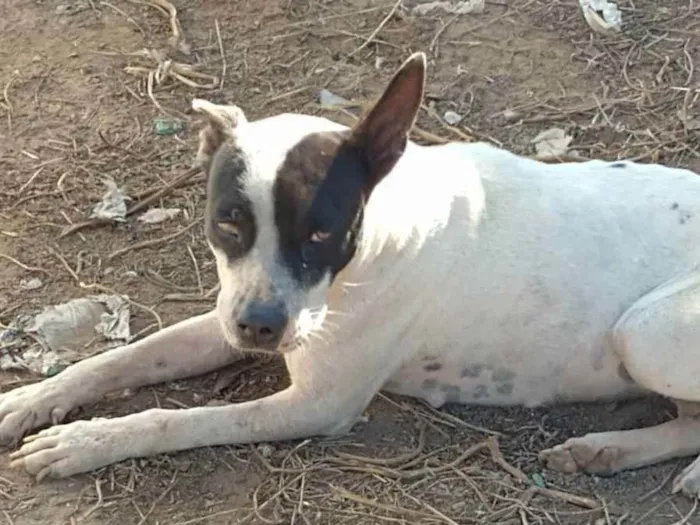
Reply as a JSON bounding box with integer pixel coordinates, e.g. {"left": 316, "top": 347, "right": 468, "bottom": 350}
{"left": 350, "top": 52, "right": 426, "bottom": 192}
{"left": 191, "top": 99, "right": 247, "bottom": 171}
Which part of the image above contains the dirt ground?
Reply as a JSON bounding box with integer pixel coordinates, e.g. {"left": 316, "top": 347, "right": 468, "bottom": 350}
{"left": 1, "top": 0, "right": 700, "bottom": 523}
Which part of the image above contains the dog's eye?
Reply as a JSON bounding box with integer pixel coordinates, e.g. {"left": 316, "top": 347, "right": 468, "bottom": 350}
{"left": 309, "top": 230, "right": 331, "bottom": 243}
{"left": 217, "top": 221, "right": 241, "bottom": 241}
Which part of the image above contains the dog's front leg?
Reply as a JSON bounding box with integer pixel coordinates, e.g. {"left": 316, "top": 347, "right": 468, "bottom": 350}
{"left": 10, "top": 385, "right": 357, "bottom": 480}
{"left": 0, "top": 311, "right": 239, "bottom": 444}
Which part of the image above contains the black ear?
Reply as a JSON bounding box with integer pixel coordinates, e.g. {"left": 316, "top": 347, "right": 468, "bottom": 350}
{"left": 351, "top": 52, "right": 426, "bottom": 192}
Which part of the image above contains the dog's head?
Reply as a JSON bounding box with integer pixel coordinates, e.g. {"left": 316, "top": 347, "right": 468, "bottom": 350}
{"left": 192, "top": 52, "right": 426, "bottom": 353}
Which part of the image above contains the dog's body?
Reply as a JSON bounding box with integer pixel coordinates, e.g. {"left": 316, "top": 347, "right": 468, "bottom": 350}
{"left": 5, "top": 53, "right": 700, "bottom": 496}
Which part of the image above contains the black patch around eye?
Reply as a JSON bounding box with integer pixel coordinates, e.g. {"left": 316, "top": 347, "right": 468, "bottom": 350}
{"left": 205, "top": 144, "right": 257, "bottom": 260}
{"left": 274, "top": 133, "right": 368, "bottom": 289}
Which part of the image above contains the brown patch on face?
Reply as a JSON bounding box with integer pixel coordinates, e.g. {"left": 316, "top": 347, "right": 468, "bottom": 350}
{"left": 273, "top": 132, "right": 347, "bottom": 239}
{"left": 273, "top": 130, "right": 368, "bottom": 288}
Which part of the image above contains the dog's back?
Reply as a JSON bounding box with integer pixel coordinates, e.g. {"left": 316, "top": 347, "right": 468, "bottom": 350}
{"left": 351, "top": 141, "right": 700, "bottom": 408}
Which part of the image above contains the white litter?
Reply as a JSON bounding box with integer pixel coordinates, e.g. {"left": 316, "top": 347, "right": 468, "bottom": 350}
{"left": 19, "top": 277, "right": 43, "bottom": 291}
{"left": 90, "top": 177, "right": 130, "bottom": 222}
{"left": 0, "top": 294, "right": 130, "bottom": 376}
{"left": 443, "top": 110, "right": 462, "bottom": 125}
{"left": 579, "top": 0, "right": 622, "bottom": 35}
{"left": 317, "top": 89, "right": 350, "bottom": 108}
{"left": 137, "top": 207, "right": 181, "bottom": 224}
{"left": 413, "top": 0, "right": 484, "bottom": 16}
{"left": 531, "top": 128, "right": 573, "bottom": 159}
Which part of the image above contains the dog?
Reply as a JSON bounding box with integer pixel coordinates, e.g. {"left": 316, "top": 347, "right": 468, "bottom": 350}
{"left": 4, "top": 52, "right": 700, "bottom": 498}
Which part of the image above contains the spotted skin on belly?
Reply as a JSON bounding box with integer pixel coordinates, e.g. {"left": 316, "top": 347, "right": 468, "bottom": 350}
{"left": 384, "top": 359, "right": 521, "bottom": 408}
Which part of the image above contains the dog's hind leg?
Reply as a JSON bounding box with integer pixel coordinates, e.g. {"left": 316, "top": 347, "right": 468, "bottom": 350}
{"left": 540, "top": 274, "right": 700, "bottom": 497}
{"left": 0, "top": 311, "right": 239, "bottom": 445}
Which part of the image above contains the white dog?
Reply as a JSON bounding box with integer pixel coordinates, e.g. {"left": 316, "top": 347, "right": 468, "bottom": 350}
{"left": 3, "top": 52, "right": 700, "bottom": 498}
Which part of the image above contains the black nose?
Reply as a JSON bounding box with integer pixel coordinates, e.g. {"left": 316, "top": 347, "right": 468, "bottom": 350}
{"left": 235, "top": 301, "right": 288, "bottom": 349}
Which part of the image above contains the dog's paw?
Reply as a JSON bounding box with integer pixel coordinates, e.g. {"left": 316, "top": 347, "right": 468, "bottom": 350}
{"left": 673, "top": 456, "right": 700, "bottom": 498}
{"left": 9, "top": 418, "right": 118, "bottom": 480}
{"left": 538, "top": 436, "right": 622, "bottom": 475}
{"left": 0, "top": 380, "right": 72, "bottom": 445}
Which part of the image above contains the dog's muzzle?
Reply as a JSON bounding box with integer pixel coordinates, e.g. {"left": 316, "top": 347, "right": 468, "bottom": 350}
{"left": 235, "top": 300, "right": 289, "bottom": 350}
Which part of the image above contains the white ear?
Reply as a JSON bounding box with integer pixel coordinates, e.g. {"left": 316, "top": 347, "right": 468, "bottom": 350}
{"left": 191, "top": 99, "right": 248, "bottom": 170}
{"left": 191, "top": 99, "right": 247, "bottom": 127}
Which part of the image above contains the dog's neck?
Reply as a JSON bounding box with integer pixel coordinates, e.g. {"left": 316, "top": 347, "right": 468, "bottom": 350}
{"left": 327, "top": 140, "right": 485, "bottom": 314}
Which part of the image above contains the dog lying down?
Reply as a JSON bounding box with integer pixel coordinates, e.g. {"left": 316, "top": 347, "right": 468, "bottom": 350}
{"left": 4, "top": 52, "right": 700, "bottom": 497}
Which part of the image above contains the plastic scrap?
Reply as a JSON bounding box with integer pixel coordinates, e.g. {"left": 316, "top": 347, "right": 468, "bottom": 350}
{"left": 154, "top": 117, "right": 186, "bottom": 136}
{"left": 0, "top": 294, "right": 130, "bottom": 376}
{"left": 90, "top": 177, "right": 130, "bottom": 222}
{"left": 413, "top": 0, "right": 485, "bottom": 16}
{"left": 317, "top": 89, "right": 351, "bottom": 108}
{"left": 531, "top": 128, "right": 573, "bottom": 158}
{"left": 579, "top": 0, "right": 622, "bottom": 35}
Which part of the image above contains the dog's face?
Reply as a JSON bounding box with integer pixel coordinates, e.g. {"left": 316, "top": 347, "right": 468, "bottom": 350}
{"left": 193, "top": 53, "right": 426, "bottom": 353}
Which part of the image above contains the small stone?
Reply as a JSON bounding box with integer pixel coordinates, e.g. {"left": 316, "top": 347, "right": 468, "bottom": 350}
{"left": 137, "top": 207, "right": 181, "bottom": 224}
{"left": 443, "top": 110, "right": 462, "bottom": 125}
{"left": 19, "top": 277, "right": 43, "bottom": 291}
{"left": 502, "top": 109, "right": 521, "bottom": 122}
{"left": 176, "top": 460, "right": 192, "bottom": 472}
{"left": 120, "top": 388, "right": 134, "bottom": 398}
{"left": 257, "top": 444, "right": 274, "bottom": 458}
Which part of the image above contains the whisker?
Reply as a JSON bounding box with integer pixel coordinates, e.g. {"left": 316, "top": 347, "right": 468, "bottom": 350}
{"left": 340, "top": 279, "right": 373, "bottom": 288}
{"left": 325, "top": 310, "right": 353, "bottom": 319}
{"left": 309, "top": 331, "right": 330, "bottom": 345}
{"left": 320, "top": 320, "right": 340, "bottom": 330}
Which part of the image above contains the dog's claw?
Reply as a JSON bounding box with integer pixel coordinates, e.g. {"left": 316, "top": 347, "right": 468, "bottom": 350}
{"left": 673, "top": 457, "right": 700, "bottom": 498}
{"left": 538, "top": 446, "right": 580, "bottom": 473}
{"left": 8, "top": 419, "right": 125, "bottom": 480}
{"left": 0, "top": 381, "right": 73, "bottom": 446}
{"left": 539, "top": 437, "right": 621, "bottom": 475}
